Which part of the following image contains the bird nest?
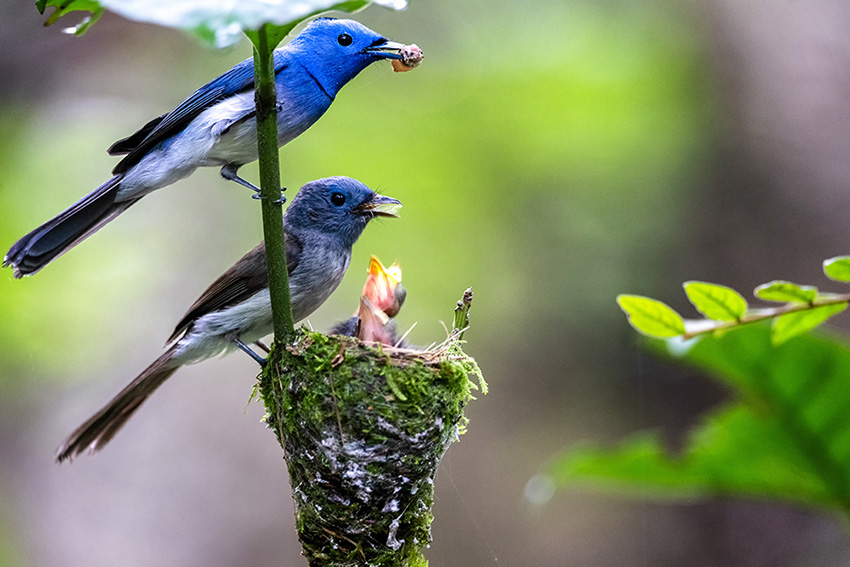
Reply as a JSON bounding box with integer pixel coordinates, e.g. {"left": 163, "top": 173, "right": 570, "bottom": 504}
{"left": 260, "top": 329, "right": 485, "bottom": 567}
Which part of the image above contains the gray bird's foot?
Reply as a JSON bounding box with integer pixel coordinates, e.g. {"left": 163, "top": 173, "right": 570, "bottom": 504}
{"left": 232, "top": 337, "right": 267, "bottom": 367}
{"left": 251, "top": 191, "right": 287, "bottom": 205}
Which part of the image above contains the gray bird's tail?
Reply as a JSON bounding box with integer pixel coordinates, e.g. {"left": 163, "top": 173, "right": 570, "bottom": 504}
{"left": 56, "top": 347, "right": 181, "bottom": 462}
{"left": 4, "top": 175, "right": 138, "bottom": 277}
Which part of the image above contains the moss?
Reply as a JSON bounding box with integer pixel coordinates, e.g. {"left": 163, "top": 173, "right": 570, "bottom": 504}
{"left": 260, "top": 329, "right": 485, "bottom": 566}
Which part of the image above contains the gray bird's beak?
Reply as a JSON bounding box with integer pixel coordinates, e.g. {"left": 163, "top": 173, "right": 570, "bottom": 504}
{"left": 364, "top": 39, "right": 406, "bottom": 60}
{"left": 356, "top": 194, "right": 402, "bottom": 218}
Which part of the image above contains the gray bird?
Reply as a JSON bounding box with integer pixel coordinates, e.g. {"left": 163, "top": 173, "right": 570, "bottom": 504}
{"left": 56, "top": 176, "right": 401, "bottom": 462}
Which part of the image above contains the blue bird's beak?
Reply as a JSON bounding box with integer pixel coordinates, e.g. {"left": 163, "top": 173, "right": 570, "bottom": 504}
{"left": 364, "top": 39, "right": 406, "bottom": 60}
{"left": 356, "top": 194, "right": 402, "bottom": 218}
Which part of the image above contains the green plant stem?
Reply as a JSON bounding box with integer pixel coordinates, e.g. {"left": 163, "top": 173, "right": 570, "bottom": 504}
{"left": 681, "top": 294, "right": 850, "bottom": 340}
{"left": 252, "top": 23, "right": 295, "bottom": 340}
{"left": 452, "top": 287, "right": 473, "bottom": 340}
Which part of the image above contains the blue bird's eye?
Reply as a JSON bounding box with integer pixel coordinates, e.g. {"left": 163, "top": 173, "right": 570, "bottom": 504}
{"left": 337, "top": 33, "right": 353, "bottom": 46}
{"left": 331, "top": 192, "right": 346, "bottom": 206}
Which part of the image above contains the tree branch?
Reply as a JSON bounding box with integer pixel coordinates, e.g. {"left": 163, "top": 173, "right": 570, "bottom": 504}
{"left": 680, "top": 294, "right": 850, "bottom": 340}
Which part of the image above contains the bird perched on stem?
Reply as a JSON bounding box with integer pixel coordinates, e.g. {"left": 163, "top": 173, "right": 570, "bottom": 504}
{"left": 56, "top": 176, "right": 401, "bottom": 462}
{"left": 331, "top": 255, "right": 406, "bottom": 346}
{"left": 5, "top": 18, "right": 411, "bottom": 277}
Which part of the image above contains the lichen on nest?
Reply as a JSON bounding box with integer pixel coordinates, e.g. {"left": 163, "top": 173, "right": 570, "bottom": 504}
{"left": 260, "top": 329, "right": 485, "bottom": 567}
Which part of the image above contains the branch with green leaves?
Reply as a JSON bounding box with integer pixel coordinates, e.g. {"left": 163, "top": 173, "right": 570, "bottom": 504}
{"left": 548, "top": 255, "right": 850, "bottom": 520}
{"left": 617, "top": 256, "right": 850, "bottom": 345}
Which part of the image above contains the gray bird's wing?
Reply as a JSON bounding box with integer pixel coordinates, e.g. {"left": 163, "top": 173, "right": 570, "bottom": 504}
{"left": 111, "top": 51, "right": 289, "bottom": 174}
{"left": 167, "top": 231, "right": 302, "bottom": 343}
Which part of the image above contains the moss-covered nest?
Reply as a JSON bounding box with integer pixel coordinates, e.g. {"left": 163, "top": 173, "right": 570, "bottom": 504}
{"left": 260, "top": 329, "right": 485, "bottom": 567}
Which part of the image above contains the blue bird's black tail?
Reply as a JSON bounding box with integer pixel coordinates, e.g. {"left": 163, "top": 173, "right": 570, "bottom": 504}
{"left": 4, "top": 176, "right": 137, "bottom": 277}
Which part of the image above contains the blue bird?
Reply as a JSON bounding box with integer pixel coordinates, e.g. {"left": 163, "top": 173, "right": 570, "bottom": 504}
{"left": 55, "top": 176, "right": 401, "bottom": 461}
{"left": 5, "top": 18, "right": 408, "bottom": 278}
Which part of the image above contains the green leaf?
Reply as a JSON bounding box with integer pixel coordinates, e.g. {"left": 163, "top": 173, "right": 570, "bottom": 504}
{"left": 244, "top": 1, "right": 377, "bottom": 49}
{"left": 616, "top": 295, "right": 685, "bottom": 338}
{"left": 755, "top": 280, "right": 818, "bottom": 303}
{"left": 37, "top": 0, "right": 405, "bottom": 47}
{"left": 39, "top": 0, "right": 103, "bottom": 33}
{"left": 40, "top": 0, "right": 102, "bottom": 16}
{"left": 548, "top": 326, "right": 850, "bottom": 510}
{"left": 771, "top": 303, "right": 847, "bottom": 345}
{"left": 824, "top": 256, "right": 850, "bottom": 283}
{"left": 245, "top": 23, "right": 298, "bottom": 50}
{"left": 683, "top": 281, "right": 747, "bottom": 321}
{"left": 65, "top": 10, "right": 103, "bottom": 34}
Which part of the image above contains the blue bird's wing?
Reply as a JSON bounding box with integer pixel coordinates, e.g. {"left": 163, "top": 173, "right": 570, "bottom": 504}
{"left": 107, "top": 114, "right": 167, "bottom": 155}
{"left": 111, "top": 52, "right": 288, "bottom": 175}
{"left": 167, "top": 231, "right": 303, "bottom": 343}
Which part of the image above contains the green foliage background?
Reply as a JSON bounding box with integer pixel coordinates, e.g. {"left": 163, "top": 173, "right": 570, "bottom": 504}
{"left": 553, "top": 326, "right": 850, "bottom": 511}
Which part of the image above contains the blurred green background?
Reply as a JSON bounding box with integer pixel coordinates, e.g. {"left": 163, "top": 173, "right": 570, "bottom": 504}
{"left": 3, "top": 0, "right": 850, "bottom": 565}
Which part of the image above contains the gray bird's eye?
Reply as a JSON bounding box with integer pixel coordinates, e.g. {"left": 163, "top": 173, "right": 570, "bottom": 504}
{"left": 331, "top": 192, "right": 346, "bottom": 206}
{"left": 337, "top": 33, "right": 353, "bottom": 46}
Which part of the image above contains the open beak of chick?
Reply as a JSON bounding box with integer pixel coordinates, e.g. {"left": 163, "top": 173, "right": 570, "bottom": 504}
{"left": 357, "top": 256, "right": 406, "bottom": 344}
